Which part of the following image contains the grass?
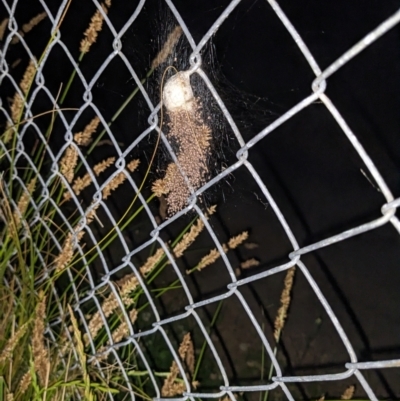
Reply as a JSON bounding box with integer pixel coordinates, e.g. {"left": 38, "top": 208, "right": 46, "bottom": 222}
{"left": 0, "top": 3, "right": 252, "bottom": 399}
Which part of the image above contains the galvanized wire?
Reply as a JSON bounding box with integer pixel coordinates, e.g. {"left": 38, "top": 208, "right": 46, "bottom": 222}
{"left": 1, "top": 0, "right": 400, "bottom": 400}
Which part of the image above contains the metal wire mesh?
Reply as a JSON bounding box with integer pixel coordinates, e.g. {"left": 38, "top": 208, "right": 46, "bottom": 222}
{"left": 1, "top": 0, "right": 400, "bottom": 400}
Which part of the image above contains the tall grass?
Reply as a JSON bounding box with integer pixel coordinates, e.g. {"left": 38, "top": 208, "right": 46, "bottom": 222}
{"left": 0, "top": 4, "right": 252, "bottom": 399}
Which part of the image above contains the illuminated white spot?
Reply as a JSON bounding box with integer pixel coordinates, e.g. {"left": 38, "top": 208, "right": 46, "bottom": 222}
{"left": 162, "top": 71, "right": 194, "bottom": 111}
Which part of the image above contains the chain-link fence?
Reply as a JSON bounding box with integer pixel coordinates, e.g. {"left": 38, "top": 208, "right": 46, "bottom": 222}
{"left": 1, "top": 0, "right": 400, "bottom": 400}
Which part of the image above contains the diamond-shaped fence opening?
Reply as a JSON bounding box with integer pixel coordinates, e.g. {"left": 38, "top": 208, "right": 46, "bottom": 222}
{"left": 1, "top": 0, "right": 400, "bottom": 400}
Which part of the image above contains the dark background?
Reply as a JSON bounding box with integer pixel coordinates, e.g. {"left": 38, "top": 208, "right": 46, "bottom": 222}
{"left": 1, "top": 0, "right": 400, "bottom": 399}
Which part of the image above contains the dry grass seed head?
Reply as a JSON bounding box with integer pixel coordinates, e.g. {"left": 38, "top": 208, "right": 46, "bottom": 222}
{"left": 117, "top": 247, "right": 165, "bottom": 305}
{"left": 161, "top": 361, "right": 180, "bottom": 397}
{"left": 341, "top": 385, "right": 355, "bottom": 400}
{"left": 67, "top": 305, "right": 88, "bottom": 375}
{"left": 93, "top": 156, "right": 116, "bottom": 175}
{"left": 9, "top": 93, "right": 23, "bottom": 125}
{"left": 162, "top": 333, "right": 195, "bottom": 397}
{"left": 0, "top": 18, "right": 8, "bottom": 41}
{"left": 206, "top": 205, "right": 217, "bottom": 215}
{"left": 59, "top": 145, "right": 79, "bottom": 184}
{"left": 151, "top": 26, "right": 182, "bottom": 70}
{"left": 3, "top": 122, "right": 15, "bottom": 144}
{"left": 12, "top": 177, "right": 36, "bottom": 228}
{"left": 179, "top": 332, "right": 195, "bottom": 375}
{"left": 173, "top": 206, "right": 216, "bottom": 258}
{"left": 66, "top": 175, "right": 90, "bottom": 200}
{"left": 68, "top": 308, "right": 95, "bottom": 401}
{"left": 228, "top": 231, "right": 249, "bottom": 249}
{"left": 84, "top": 291, "right": 120, "bottom": 346}
{"left": 20, "top": 59, "right": 37, "bottom": 95}
{"left": 0, "top": 321, "right": 29, "bottom": 364}
{"left": 115, "top": 274, "right": 139, "bottom": 307}
{"left": 108, "top": 309, "right": 138, "bottom": 345}
{"left": 10, "top": 12, "right": 47, "bottom": 44}
{"left": 55, "top": 200, "right": 98, "bottom": 270}
{"left": 64, "top": 156, "right": 115, "bottom": 200}
{"left": 127, "top": 159, "right": 140, "bottom": 172}
{"left": 10, "top": 59, "right": 36, "bottom": 123}
{"left": 273, "top": 266, "right": 296, "bottom": 342}
{"left": 102, "top": 159, "right": 139, "bottom": 199}
{"left": 86, "top": 246, "right": 162, "bottom": 344}
{"left": 139, "top": 247, "right": 164, "bottom": 276}
{"left": 194, "top": 232, "right": 247, "bottom": 272}
{"left": 18, "top": 370, "right": 32, "bottom": 396}
{"left": 11, "top": 59, "right": 21, "bottom": 68}
{"left": 151, "top": 178, "right": 168, "bottom": 197}
{"left": 244, "top": 242, "right": 258, "bottom": 250}
{"left": 74, "top": 116, "right": 100, "bottom": 146}
{"left": 32, "top": 291, "right": 50, "bottom": 385}
{"left": 167, "top": 381, "right": 186, "bottom": 397}
{"left": 22, "top": 12, "right": 47, "bottom": 34}
{"left": 80, "top": 2, "right": 111, "bottom": 54}
{"left": 111, "top": 317, "right": 132, "bottom": 344}
{"left": 240, "top": 258, "right": 259, "bottom": 269}
{"left": 195, "top": 248, "right": 220, "bottom": 271}
{"left": 174, "top": 218, "right": 204, "bottom": 258}
{"left": 54, "top": 230, "right": 85, "bottom": 273}
{"left": 178, "top": 332, "right": 191, "bottom": 360}
{"left": 0, "top": 285, "right": 14, "bottom": 342}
